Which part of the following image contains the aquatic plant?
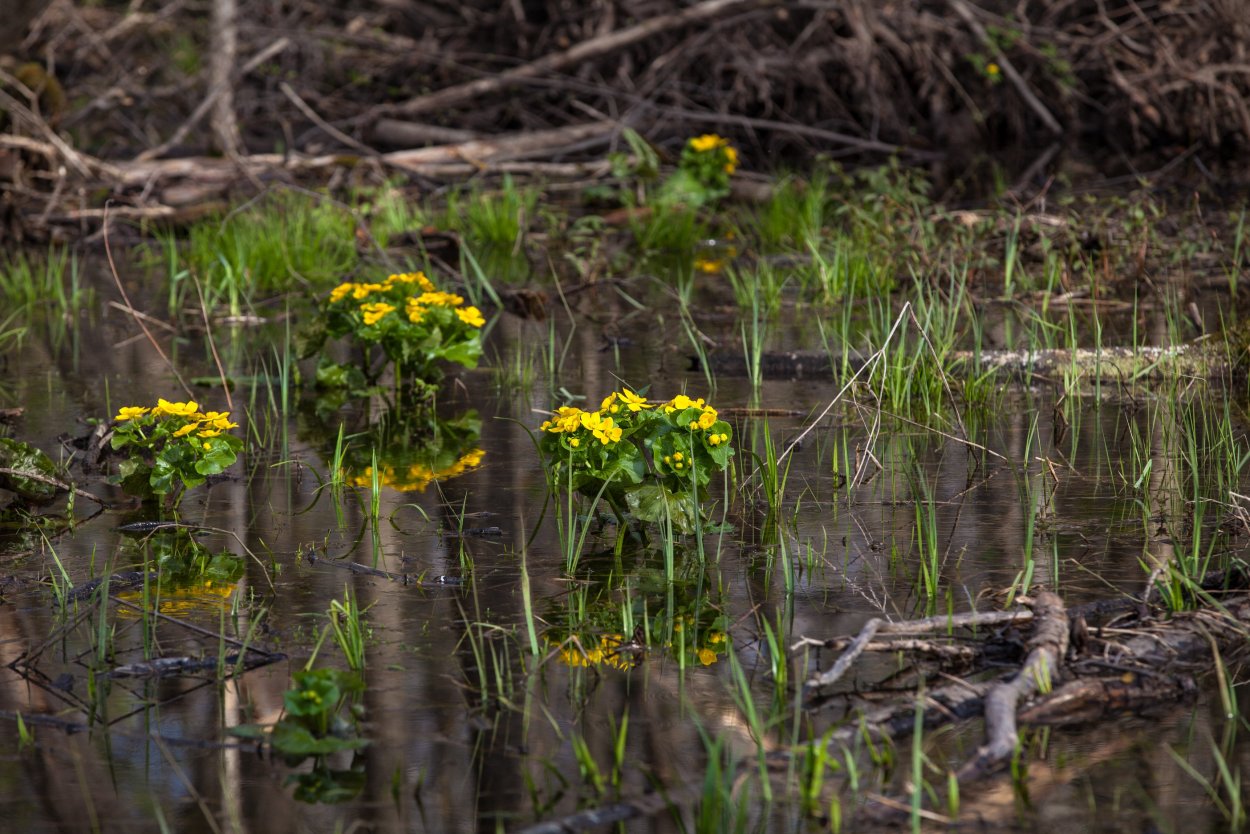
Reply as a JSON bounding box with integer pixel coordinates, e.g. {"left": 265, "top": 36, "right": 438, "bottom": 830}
{"left": 300, "top": 271, "right": 486, "bottom": 392}
{"left": 538, "top": 389, "right": 735, "bottom": 534}
{"left": 109, "top": 399, "right": 242, "bottom": 506}
{"left": 657, "top": 133, "right": 739, "bottom": 208}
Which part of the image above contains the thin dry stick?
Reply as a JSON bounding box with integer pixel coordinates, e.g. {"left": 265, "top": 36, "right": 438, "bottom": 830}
{"left": 102, "top": 202, "right": 195, "bottom": 400}
{"left": 191, "top": 275, "right": 234, "bottom": 412}
{"left": 776, "top": 303, "right": 911, "bottom": 468}
{"left": 279, "top": 81, "right": 377, "bottom": 155}
{"left": 948, "top": 0, "right": 1063, "bottom": 135}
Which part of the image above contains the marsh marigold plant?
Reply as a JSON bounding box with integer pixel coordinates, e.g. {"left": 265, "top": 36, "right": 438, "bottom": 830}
{"left": 110, "top": 399, "right": 243, "bottom": 504}
{"left": 302, "top": 271, "right": 486, "bottom": 389}
{"left": 538, "top": 389, "right": 734, "bottom": 532}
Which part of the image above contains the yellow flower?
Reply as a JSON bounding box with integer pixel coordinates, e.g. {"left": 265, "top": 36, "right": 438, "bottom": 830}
{"left": 618, "top": 389, "right": 650, "bottom": 412}
{"left": 673, "top": 452, "right": 683, "bottom": 462}
{"left": 664, "top": 394, "right": 704, "bottom": 414}
{"left": 697, "top": 408, "right": 718, "bottom": 430}
{"left": 987, "top": 62, "right": 1001, "bottom": 77}
{"left": 385, "top": 272, "right": 436, "bottom": 292}
{"left": 708, "top": 432, "right": 730, "bottom": 447}
{"left": 329, "top": 282, "right": 355, "bottom": 303}
{"left": 352, "top": 283, "right": 384, "bottom": 301}
{"left": 579, "top": 411, "right": 622, "bottom": 444}
{"left": 541, "top": 406, "right": 585, "bottom": 434}
{"left": 406, "top": 298, "right": 427, "bottom": 323}
{"left": 361, "top": 302, "right": 395, "bottom": 326}
{"left": 698, "top": 648, "right": 718, "bottom": 666}
{"left": 172, "top": 423, "right": 198, "bottom": 438}
{"left": 114, "top": 406, "right": 149, "bottom": 422}
{"left": 198, "top": 429, "right": 221, "bottom": 438}
{"left": 723, "top": 145, "right": 738, "bottom": 174}
{"left": 154, "top": 399, "right": 199, "bottom": 417}
{"left": 416, "top": 291, "right": 464, "bottom": 308}
{"left": 689, "top": 134, "right": 727, "bottom": 153}
{"left": 709, "top": 631, "right": 726, "bottom": 644}
{"left": 456, "top": 306, "right": 486, "bottom": 328}
{"left": 694, "top": 257, "right": 725, "bottom": 274}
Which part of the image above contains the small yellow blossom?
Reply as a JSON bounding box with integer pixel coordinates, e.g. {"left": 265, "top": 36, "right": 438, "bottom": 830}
{"left": 114, "top": 406, "right": 150, "bottom": 422}
{"left": 618, "top": 389, "right": 650, "bottom": 412}
{"left": 697, "top": 408, "right": 718, "bottom": 430}
{"left": 456, "top": 306, "right": 486, "bottom": 328}
{"left": 198, "top": 429, "right": 222, "bottom": 438}
{"left": 352, "top": 283, "right": 384, "bottom": 301}
{"left": 541, "top": 406, "right": 585, "bottom": 434}
{"left": 698, "top": 648, "right": 718, "bottom": 666}
{"left": 329, "top": 282, "right": 355, "bottom": 303}
{"left": 723, "top": 145, "right": 738, "bottom": 174}
{"left": 172, "top": 423, "right": 198, "bottom": 438}
{"left": 569, "top": 437, "right": 580, "bottom": 448}
{"left": 709, "top": 631, "right": 726, "bottom": 644}
{"left": 153, "top": 399, "right": 199, "bottom": 417}
{"left": 361, "top": 302, "right": 395, "bottom": 326}
{"left": 986, "top": 62, "right": 1001, "bottom": 77}
{"left": 580, "top": 411, "right": 622, "bottom": 445}
{"left": 416, "top": 290, "right": 465, "bottom": 308}
{"left": 689, "top": 134, "right": 727, "bottom": 153}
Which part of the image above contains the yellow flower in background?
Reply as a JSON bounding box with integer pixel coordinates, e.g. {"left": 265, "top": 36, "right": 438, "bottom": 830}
{"left": 689, "top": 134, "right": 727, "bottom": 153}
{"left": 361, "top": 302, "right": 395, "bottom": 326}
{"left": 384, "top": 272, "right": 437, "bottom": 293}
{"left": 114, "top": 406, "right": 149, "bottom": 422}
{"left": 416, "top": 290, "right": 465, "bottom": 308}
{"left": 456, "top": 306, "right": 486, "bottom": 328}
{"left": 329, "top": 282, "right": 355, "bottom": 303}
{"left": 987, "top": 62, "right": 1001, "bottom": 78}
{"left": 352, "top": 282, "right": 384, "bottom": 301}
{"left": 723, "top": 145, "right": 738, "bottom": 174}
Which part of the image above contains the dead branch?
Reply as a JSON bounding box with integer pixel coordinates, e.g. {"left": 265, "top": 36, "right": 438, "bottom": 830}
{"left": 956, "top": 591, "right": 1069, "bottom": 780}
{"left": 800, "top": 606, "right": 1035, "bottom": 692}
{"left": 377, "top": 0, "right": 774, "bottom": 120}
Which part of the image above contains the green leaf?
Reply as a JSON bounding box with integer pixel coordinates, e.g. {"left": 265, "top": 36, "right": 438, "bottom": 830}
{"left": 0, "top": 437, "right": 60, "bottom": 503}
{"left": 270, "top": 721, "right": 369, "bottom": 757}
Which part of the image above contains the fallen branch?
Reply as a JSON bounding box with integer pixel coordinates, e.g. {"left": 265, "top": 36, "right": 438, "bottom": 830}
{"left": 378, "top": 0, "right": 772, "bottom": 119}
{"left": 799, "top": 606, "right": 1035, "bottom": 692}
{"left": 956, "top": 591, "right": 1069, "bottom": 779}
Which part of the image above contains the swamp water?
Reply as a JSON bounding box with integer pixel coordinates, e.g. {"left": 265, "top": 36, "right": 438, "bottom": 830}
{"left": 0, "top": 254, "right": 1247, "bottom": 834}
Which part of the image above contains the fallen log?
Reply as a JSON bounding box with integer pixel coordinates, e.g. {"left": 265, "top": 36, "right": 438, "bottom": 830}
{"left": 698, "top": 344, "right": 1230, "bottom": 383}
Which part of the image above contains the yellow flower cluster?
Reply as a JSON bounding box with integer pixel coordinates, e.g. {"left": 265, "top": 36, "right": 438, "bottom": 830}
{"left": 116, "top": 401, "right": 238, "bottom": 434}
{"left": 361, "top": 302, "right": 395, "bottom": 326}
{"left": 663, "top": 394, "right": 718, "bottom": 430}
{"left": 688, "top": 134, "right": 738, "bottom": 174}
{"left": 600, "top": 388, "right": 651, "bottom": 415}
{"left": 539, "top": 406, "right": 622, "bottom": 445}
{"left": 329, "top": 272, "right": 485, "bottom": 330}
{"left": 346, "top": 448, "right": 485, "bottom": 492}
{"left": 662, "top": 451, "right": 686, "bottom": 471}
{"left": 707, "top": 432, "right": 730, "bottom": 446}
{"left": 556, "top": 634, "right": 634, "bottom": 670}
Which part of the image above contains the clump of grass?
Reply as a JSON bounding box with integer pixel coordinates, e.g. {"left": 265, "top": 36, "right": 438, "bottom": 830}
{"left": 181, "top": 192, "right": 359, "bottom": 306}
{"left": 0, "top": 247, "right": 90, "bottom": 317}
{"left": 443, "top": 174, "right": 538, "bottom": 254}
